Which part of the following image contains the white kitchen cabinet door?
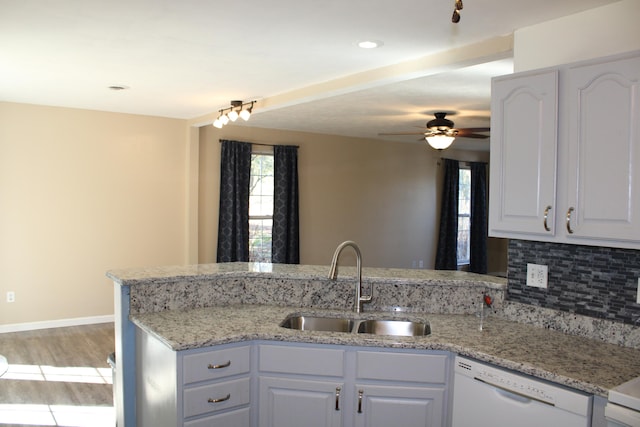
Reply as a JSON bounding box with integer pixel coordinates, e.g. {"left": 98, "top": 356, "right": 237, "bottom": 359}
{"left": 563, "top": 53, "right": 640, "bottom": 244}
{"left": 258, "top": 377, "right": 344, "bottom": 427}
{"left": 353, "top": 384, "right": 445, "bottom": 427}
{"left": 489, "top": 69, "right": 559, "bottom": 238}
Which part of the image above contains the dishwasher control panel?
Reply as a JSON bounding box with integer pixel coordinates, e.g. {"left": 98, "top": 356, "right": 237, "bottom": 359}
{"left": 472, "top": 362, "right": 556, "bottom": 405}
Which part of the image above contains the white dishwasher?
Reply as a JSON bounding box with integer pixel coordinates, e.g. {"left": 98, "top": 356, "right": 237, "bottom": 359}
{"left": 452, "top": 356, "right": 592, "bottom": 427}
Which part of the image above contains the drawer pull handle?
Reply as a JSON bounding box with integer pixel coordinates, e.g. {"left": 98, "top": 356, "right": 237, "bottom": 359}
{"left": 566, "top": 207, "right": 575, "bottom": 234}
{"left": 543, "top": 205, "right": 552, "bottom": 231}
{"left": 357, "top": 389, "right": 363, "bottom": 414}
{"left": 207, "top": 394, "right": 231, "bottom": 404}
{"left": 335, "top": 387, "right": 341, "bottom": 411}
{"left": 207, "top": 360, "right": 231, "bottom": 369}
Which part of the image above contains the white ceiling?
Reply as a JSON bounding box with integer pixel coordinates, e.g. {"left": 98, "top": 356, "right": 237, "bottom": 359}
{"left": 0, "top": 0, "right": 619, "bottom": 151}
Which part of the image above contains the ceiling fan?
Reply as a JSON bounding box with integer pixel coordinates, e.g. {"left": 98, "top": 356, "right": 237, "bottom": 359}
{"left": 378, "top": 112, "right": 490, "bottom": 150}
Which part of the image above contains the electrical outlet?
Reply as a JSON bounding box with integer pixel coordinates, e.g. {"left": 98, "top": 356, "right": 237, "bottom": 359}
{"left": 526, "top": 263, "right": 548, "bottom": 289}
{"left": 7, "top": 291, "right": 15, "bottom": 303}
{"left": 418, "top": 260, "right": 424, "bottom": 269}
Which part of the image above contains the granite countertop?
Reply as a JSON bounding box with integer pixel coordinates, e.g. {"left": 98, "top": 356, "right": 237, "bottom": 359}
{"left": 131, "top": 303, "right": 640, "bottom": 397}
{"left": 107, "top": 262, "right": 507, "bottom": 288}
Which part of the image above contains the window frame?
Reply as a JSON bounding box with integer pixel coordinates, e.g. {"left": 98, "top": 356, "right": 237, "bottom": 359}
{"left": 248, "top": 150, "right": 274, "bottom": 263}
{"left": 457, "top": 166, "right": 471, "bottom": 267}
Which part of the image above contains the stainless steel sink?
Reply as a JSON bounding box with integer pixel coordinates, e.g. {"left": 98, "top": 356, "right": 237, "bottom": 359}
{"left": 356, "top": 319, "right": 430, "bottom": 337}
{"left": 280, "top": 315, "right": 355, "bottom": 332}
{"left": 281, "top": 315, "right": 430, "bottom": 337}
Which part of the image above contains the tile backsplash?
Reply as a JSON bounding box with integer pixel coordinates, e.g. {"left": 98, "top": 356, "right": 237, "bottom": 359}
{"left": 507, "top": 239, "right": 640, "bottom": 325}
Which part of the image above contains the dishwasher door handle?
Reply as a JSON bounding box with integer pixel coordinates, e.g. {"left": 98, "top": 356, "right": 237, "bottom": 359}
{"left": 474, "top": 377, "right": 555, "bottom": 407}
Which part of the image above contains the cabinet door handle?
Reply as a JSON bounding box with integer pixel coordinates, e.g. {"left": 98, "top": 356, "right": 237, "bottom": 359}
{"left": 207, "top": 393, "right": 231, "bottom": 404}
{"left": 357, "top": 389, "right": 364, "bottom": 414}
{"left": 566, "top": 207, "right": 575, "bottom": 234}
{"left": 207, "top": 360, "right": 231, "bottom": 369}
{"left": 335, "top": 387, "right": 341, "bottom": 411}
{"left": 543, "top": 205, "right": 552, "bottom": 231}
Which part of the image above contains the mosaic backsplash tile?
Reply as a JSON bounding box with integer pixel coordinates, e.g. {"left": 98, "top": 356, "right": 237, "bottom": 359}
{"left": 507, "top": 240, "right": 640, "bottom": 325}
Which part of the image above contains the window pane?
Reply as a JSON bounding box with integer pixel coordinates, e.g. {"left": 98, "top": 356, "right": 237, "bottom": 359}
{"left": 457, "top": 216, "right": 470, "bottom": 265}
{"left": 249, "top": 155, "right": 274, "bottom": 217}
{"left": 457, "top": 169, "right": 471, "bottom": 265}
{"left": 249, "top": 153, "right": 274, "bottom": 263}
{"left": 249, "top": 219, "right": 272, "bottom": 262}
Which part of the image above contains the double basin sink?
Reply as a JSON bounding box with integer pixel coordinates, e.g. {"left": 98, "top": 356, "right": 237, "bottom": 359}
{"left": 280, "top": 314, "right": 431, "bottom": 337}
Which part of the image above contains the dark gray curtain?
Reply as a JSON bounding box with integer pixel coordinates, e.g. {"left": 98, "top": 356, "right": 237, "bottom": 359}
{"left": 469, "top": 162, "right": 488, "bottom": 274}
{"left": 435, "top": 159, "right": 459, "bottom": 270}
{"left": 216, "top": 140, "right": 252, "bottom": 262}
{"left": 272, "top": 145, "right": 300, "bottom": 264}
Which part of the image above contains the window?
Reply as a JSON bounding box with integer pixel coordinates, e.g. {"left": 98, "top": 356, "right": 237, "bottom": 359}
{"left": 457, "top": 167, "right": 471, "bottom": 266}
{"left": 249, "top": 153, "right": 274, "bottom": 262}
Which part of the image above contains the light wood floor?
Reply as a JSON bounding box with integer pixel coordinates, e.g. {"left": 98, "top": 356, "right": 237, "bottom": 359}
{"left": 0, "top": 323, "right": 115, "bottom": 426}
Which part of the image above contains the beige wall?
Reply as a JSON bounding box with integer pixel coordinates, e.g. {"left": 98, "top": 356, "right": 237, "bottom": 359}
{"left": 198, "top": 124, "right": 493, "bottom": 269}
{"left": 0, "top": 102, "right": 188, "bottom": 326}
{"left": 514, "top": 0, "right": 640, "bottom": 71}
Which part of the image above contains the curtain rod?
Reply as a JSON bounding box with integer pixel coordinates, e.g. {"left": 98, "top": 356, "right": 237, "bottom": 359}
{"left": 218, "top": 139, "right": 299, "bottom": 148}
{"left": 438, "top": 157, "right": 487, "bottom": 166}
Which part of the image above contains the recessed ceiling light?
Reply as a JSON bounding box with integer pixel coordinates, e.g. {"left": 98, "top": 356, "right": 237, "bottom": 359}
{"left": 358, "top": 40, "right": 383, "bottom": 49}
{"left": 108, "top": 85, "right": 130, "bottom": 91}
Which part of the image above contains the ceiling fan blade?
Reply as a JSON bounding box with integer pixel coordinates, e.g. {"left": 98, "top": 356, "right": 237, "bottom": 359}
{"left": 456, "top": 132, "right": 490, "bottom": 139}
{"left": 378, "top": 131, "right": 427, "bottom": 136}
{"left": 458, "top": 127, "right": 490, "bottom": 132}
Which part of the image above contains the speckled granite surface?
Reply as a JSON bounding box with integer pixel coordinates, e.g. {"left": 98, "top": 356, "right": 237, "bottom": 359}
{"left": 108, "top": 262, "right": 640, "bottom": 397}
{"left": 130, "top": 304, "right": 640, "bottom": 397}
{"left": 108, "top": 262, "right": 506, "bottom": 316}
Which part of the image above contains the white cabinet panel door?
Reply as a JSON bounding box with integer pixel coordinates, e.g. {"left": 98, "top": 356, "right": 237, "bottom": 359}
{"left": 564, "top": 53, "right": 640, "bottom": 243}
{"left": 259, "top": 377, "right": 344, "bottom": 427}
{"left": 489, "top": 69, "right": 559, "bottom": 238}
{"left": 354, "top": 384, "right": 445, "bottom": 427}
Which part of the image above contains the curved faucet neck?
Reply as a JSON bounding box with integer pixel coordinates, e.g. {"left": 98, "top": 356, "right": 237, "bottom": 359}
{"left": 328, "top": 240, "right": 361, "bottom": 280}
{"left": 328, "top": 241, "right": 370, "bottom": 313}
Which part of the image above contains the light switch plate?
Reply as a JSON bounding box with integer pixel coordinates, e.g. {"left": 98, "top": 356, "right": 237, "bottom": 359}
{"left": 527, "top": 263, "right": 548, "bottom": 289}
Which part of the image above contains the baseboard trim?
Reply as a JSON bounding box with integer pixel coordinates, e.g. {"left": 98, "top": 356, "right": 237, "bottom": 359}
{"left": 0, "top": 314, "right": 115, "bottom": 334}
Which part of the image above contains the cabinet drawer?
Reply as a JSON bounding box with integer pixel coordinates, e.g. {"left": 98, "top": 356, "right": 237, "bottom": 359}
{"left": 259, "top": 344, "right": 344, "bottom": 377}
{"left": 183, "top": 377, "right": 250, "bottom": 418}
{"left": 356, "top": 351, "right": 448, "bottom": 383}
{"left": 184, "top": 407, "right": 250, "bottom": 427}
{"left": 183, "top": 345, "right": 250, "bottom": 384}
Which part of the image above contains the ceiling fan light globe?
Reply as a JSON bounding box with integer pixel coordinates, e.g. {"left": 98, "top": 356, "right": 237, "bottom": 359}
{"left": 426, "top": 135, "right": 455, "bottom": 150}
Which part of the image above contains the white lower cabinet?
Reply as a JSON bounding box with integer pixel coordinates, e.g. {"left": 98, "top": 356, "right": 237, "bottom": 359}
{"left": 354, "top": 384, "right": 445, "bottom": 427}
{"left": 258, "top": 343, "right": 450, "bottom": 427}
{"left": 135, "top": 328, "right": 252, "bottom": 427}
{"left": 136, "top": 330, "right": 451, "bottom": 427}
{"left": 354, "top": 350, "right": 448, "bottom": 427}
{"left": 259, "top": 377, "right": 344, "bottom": 427}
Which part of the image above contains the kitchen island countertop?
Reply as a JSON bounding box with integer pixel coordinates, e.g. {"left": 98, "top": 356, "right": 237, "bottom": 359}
{"left": 131, "top": 303, "right": 640, "bottom": 397}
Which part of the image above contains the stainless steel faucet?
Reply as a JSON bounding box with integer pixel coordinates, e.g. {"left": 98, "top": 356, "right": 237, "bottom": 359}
{"left": 328, "top": 241, "right": 372, "bottom": 313}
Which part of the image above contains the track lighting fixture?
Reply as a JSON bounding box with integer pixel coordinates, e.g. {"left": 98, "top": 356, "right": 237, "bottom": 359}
{"left": 452, "top": 0, "right": 463, "bottom": 23}
{"left": 212, "top": 100, "right": 256, "bottom": 129}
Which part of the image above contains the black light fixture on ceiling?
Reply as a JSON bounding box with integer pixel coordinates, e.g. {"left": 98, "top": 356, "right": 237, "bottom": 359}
{"left": 213, "top": 100, "right": 255, "bottom": 129}
{"left": 452, "top": 0, "right": 463, "bottom": 23}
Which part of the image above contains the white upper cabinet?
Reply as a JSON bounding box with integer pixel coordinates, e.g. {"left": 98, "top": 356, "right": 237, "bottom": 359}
{"left": 489, "top": 69, "right": 558, "bottom": 237}
{"left": 489, "top": 50, "right": 640, "bottom": 249}
{"left": 564, "top": 53, "right": 640, "bottom": 244}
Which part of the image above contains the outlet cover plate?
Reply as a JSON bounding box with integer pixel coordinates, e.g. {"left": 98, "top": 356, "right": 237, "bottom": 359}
{"left": 527, "top": 263, "right": 548, "bottom": 289}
